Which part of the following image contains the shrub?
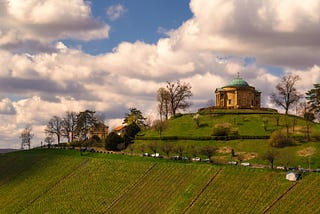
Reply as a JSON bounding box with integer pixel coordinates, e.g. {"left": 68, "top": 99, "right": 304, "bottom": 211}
{"left": 269, "top": 130, "right": 293, "bottom": 147}
{"left": 200, "top": 146, "right": 218, "bottom": 162}
{"left": 212, "top": 123, "right": 231, "bottom": 136}
{"left": 261, "top": 149, "right": 278, "bottom": 169}
{"left": 105, "top": 132, "right": 124, "bottom": 151}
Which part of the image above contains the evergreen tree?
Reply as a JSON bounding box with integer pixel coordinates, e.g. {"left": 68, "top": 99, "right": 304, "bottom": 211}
{"left": 306, "top": 83, "right": 320, "bottom": 121}
{"left": 75, "top": 110, "right": 98, "bottom": 141}
{"left": 123, "top": 108, "right": 147, "bottom": 129}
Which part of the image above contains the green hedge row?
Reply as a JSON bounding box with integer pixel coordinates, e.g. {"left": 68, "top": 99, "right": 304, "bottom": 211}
{"left": 135, "top": 135, "right": 270, "bottom": 141}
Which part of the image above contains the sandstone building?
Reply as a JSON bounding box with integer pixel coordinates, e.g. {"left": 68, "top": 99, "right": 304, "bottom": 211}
{"left": 215, "top": 75, "right": 261, "bottom": 109}
{"left": 89, "top": 122, "right": 109, "bottom": 140}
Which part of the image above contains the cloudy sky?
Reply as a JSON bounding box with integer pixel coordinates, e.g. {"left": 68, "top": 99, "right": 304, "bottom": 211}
{"left": 1, "top": 0, "right": 320, "bottom": 149}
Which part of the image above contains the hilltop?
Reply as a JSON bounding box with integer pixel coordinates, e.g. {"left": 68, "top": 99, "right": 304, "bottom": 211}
{"left": 0, "top": 149, "right": 319, "bottom": 213}
{"left": 132, "top": 109, "right": 320, "bottom": 168}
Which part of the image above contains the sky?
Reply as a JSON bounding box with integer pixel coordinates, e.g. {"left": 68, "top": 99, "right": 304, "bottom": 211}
{"left": 0, "top": 0, "right": 320, "bottom": 149}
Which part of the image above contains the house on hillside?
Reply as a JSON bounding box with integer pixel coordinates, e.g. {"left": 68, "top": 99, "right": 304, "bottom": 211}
{"left": 286, "top": 172, "right": 302, "bottom": 181}
{"left": 89, "top": 122, "right": 109, "bottom": 140}
{"left": 215, "top": 74, "right": 261, "bottom": 109}
{"left": 114, "top": 124, "right": 127, "bottom": 136}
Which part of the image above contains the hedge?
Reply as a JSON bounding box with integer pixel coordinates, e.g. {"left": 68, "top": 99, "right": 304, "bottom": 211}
{"left": 135, "top": 135, "right": 270, "bottom": 141}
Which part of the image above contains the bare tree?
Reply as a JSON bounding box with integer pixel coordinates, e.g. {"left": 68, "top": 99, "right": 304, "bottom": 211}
{"left": 272, "top": 112, "right": 280, "bottom": 127}
{"left": 157, "top": 87, "right": 170, "bottom": 121}
{"left": 200, "top": 146, "right": 217, "bottom": 162}
{"left": 62, "top": 111, "right": 77, "bottom": 143}
{"left": 152, "top": 119, "right": 168, "bottom": 140}
{"left": 166, "top": 80, "right": 192, "bottom": 117}
{"left": 270, "top": 75, "right": 302, "bottom": 115}
{"left": 161, "top": 142, "right": 174, "bottom": 158}
{"left": 148, "top": 142, "right": 158, "bottom": 155}
{"left": 45, "top": 116, "right": 63, "bottom": 145}
{"left": 262, "top": 149, "right": 278, "bottom": 169}
{"left": 174, "top": 144, "right": 185, "bottom": 157}
{"left": 20, "top": 125, "right": 33, "bottom": 150}
{"left": 270, "top": 75, "right": 302, "bottom": 136}
{"left": 44, "top": 135, "right": 54, "bottom": 148}
{"left": 189, "top": 145, "right": 199, "bottom": 158}
{"left": 298, "top": 101, "right": 315, "bottom": 141}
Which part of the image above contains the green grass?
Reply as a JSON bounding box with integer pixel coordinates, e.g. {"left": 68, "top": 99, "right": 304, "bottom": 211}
{"left": 0, "top": 152, "right": 83, "bottom": 213}
{"left": 268, "top": 173, "right": 320, "bottom": 213}
{"left": 1, "top": 149, "right": 320, "bottom": 213}
{"left": 132, "top": 110, "right": 320, "bottom": 168}
{"left": 22, "top": 158, "right": 154, "bottom": 213}
{"left": 106, "top": 163, "right": 217, "bottom": 213}
{"left": 186, "top": 167, "right": 293, "bottom": 213}
{"left": 141, "top": 110, "right": 320, "bottom": 138}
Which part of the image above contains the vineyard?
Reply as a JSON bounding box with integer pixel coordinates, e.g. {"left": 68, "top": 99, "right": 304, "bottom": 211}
{"left": 0, "top": 149, "right": 319, "bottom": 213}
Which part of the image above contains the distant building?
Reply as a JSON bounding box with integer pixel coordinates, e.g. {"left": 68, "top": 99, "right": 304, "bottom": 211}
{"left": 215, "top": 74, "right": 261, "bottom": 109}
{"left": 113, "top": 124, "right": 127, "bottom": 136}
{"left": 89, "top": 122, "right": 109, "bottom": 140}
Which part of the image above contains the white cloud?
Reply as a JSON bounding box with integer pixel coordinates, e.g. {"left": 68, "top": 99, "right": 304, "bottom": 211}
{"left": 106, "top": 4, "right": 127, "bottom": 21}
{"left": 173, "top": 0, "right": 320, "bottom": 68}
{"left": 1, "top": 0, "right": 320, "bottom": 148}
{"left": 0, "top": 98, "right": 16, "bottom": 115}
{"left": 0, "top": 0, "right": 110, "bottom": 52}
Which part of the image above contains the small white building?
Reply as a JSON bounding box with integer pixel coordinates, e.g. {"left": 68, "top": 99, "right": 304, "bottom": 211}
{"left": 286, "top": 172, "right": 301, "bottom": 181}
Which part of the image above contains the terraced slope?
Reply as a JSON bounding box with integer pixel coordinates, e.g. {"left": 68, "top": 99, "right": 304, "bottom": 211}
{"left": 106, "top": 163, "right": 218, "bottom": 213}
{"left": 0, "top": 153, "right": 83, "bottom": 213}
{"left": 185, "top": 167, "right": 294, "bottom": 213}
{"left": 267, "top": 173, "right": 320, "bottom": 213}
{"left": 0, "top": 149, "right": 319, "bottom": 213}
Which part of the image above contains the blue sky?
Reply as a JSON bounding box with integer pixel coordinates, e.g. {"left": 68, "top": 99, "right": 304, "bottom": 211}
{"left": 0, "top": 0, "right": 320, "bottom": 148}
{"left": 64, "top": 0, "right": 193, "bottom": 54}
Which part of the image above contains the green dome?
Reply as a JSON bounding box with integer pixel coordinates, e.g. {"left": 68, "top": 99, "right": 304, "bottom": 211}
{"left": 225, "top": 77, "right": 249, "bottom": 87}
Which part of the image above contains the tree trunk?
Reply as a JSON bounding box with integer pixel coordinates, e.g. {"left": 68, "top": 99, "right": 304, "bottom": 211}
{"left": 285, "top": 114, "right": 289, "bottom": 138}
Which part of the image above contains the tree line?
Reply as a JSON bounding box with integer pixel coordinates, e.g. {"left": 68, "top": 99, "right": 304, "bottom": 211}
{"left": 270, "top": 74, "right": 320, "bottom": 146}
{"left": 20, "top": 76, "right": 319, "bottom": 153}
{"left": 44, "top": 110, "right": 102, "bottom": 146}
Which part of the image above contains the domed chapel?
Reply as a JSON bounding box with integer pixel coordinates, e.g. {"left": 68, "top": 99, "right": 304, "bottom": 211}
{"left": 215, "top": 74, "right": 261, "bottom": 109}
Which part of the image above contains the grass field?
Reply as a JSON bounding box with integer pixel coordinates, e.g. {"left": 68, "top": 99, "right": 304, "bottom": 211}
{"left": 1, "top": 149, "right": 319, "bottom": 213}
{"left": 131, "top": 110, "right": 320, "bottom": 168}
{"left": 140, "top": 111, "right": 320, "bottom": 138}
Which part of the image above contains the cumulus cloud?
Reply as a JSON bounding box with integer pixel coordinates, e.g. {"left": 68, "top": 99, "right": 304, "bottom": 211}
{"left": 173, "top": 0, "right": 320, "bottom": 68}
{"left": 106, "top": 4, "right": 127, "bottom": 21}
{"left": 0, "top": 98, "right": 16, "bottom": 115}
{"left": 0, "top": 0, "right": 110, "bottom": 53}
{"left": 1, "top": 0, "right": 320, "bottom": 148}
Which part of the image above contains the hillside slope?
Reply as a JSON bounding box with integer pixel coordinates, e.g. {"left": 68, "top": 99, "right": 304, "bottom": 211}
{"left": 140, "top": 109, "right": 320, "bottom": 139}
{"left": 1, "top": 149, "right": 319, "bottom": 213}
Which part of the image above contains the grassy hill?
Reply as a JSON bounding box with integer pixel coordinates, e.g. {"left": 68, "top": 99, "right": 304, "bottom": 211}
{"left": 1, "top": 149, "right": 319, "bottom": 213}
{"left": 132, "top": 109, "right": 320, "bottom": 168}
{"left": 140, "top": 109, "right": 320, "bottom": 138}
